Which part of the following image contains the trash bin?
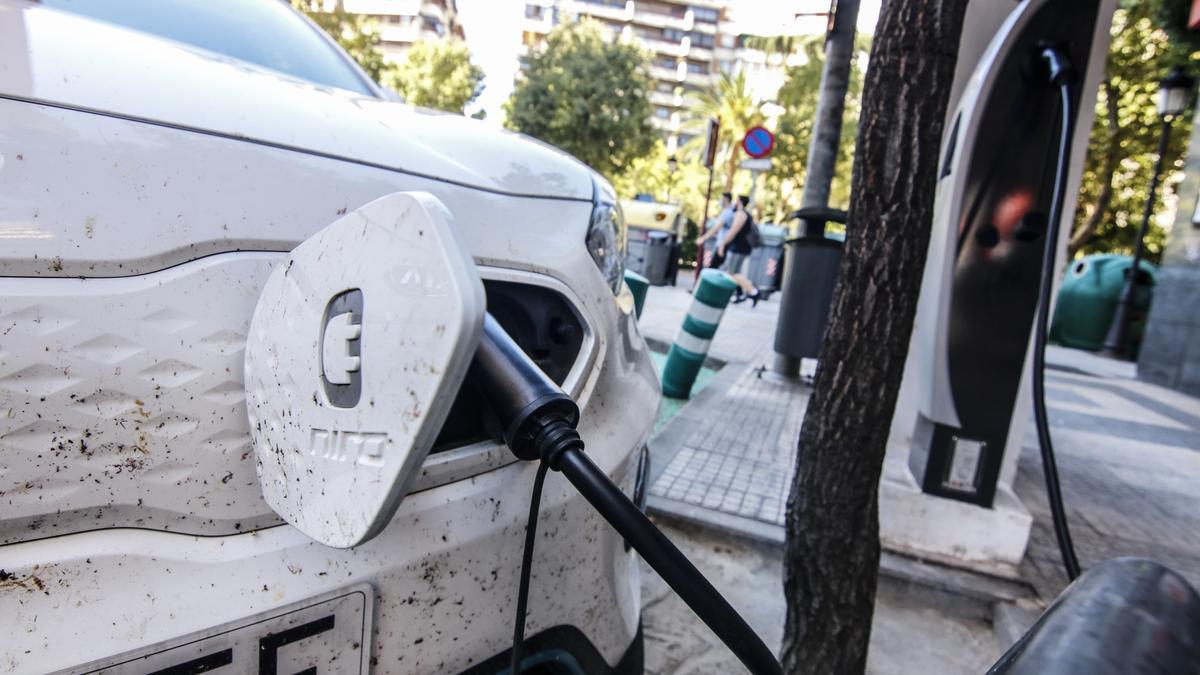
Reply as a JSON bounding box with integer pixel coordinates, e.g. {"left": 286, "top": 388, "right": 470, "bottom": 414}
{"left": 773, "top": 208, "right": 847, "bottom": 362}
{"left": 746, "top": 223, "right": 787, "bottom": 292}
{"left": 627, "top": 229, "right": 674, "bottom": 285}
{"left": 641, "top": 231, "right": 674, "bottom": 285}
{"left": 1049, "top": 253, "right": 1157, "bottom": 353}
{"left": 626, "top": 228, "right": 649, "bottom": 277}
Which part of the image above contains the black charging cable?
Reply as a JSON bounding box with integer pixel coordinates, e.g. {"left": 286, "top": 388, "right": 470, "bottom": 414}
{"left": 511, "top": 461, "right": 550, "bottom": 675}
{"left": 471, "top": 315, "right": 781, "bottom": 675}
{"left": 1032, "top": 45, "right": 1082, "bottom": 581}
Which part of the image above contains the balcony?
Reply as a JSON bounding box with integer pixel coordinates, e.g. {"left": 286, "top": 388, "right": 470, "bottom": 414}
{"left": 344, "top": 0, "right": 422, "bottom": 15}
{"left": 630, "top": 7, "right": 693, "bottom": 31}
{"left": 688, "top": 42, "right": 714, "bottom": 61}
{"left": 649, "top": 64, "right": 685, "bottom": 82}
{"left": 420, "top": 0, "right": 449, "bottom": 21}
{"left": 522, "top": 14, "right": 553, "bottom": 34}
{"left": 563, "top": 0, "right": 634, "bottom": 23}
{"left": 377, "top": 23, "right": 421, "bottom": 44}
{"left": 682, "top": 69, "right": 715, "bottom": 88}
{"left": 640, "top": 36, "right": 689, "bottom": 58}
{"left": 649, "top": 90, "right": 684, "bottom": 108}
{"left": 651, "top": 115, "right": 681, "bottom": 133}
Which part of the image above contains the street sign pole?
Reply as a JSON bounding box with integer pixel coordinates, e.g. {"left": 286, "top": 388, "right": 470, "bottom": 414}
{"left": 696, "top": 117, "right": 720, "bottom": 285}
{"left": 739, "top": 157, "right": 773, "bottom": 205}
{"left": 739, "top": 126, "right": 775, "bottom": 217}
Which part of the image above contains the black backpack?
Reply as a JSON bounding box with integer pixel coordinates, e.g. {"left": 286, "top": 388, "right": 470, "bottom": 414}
{"left": 741, "top": 213, "right": 761, "bottom": 249}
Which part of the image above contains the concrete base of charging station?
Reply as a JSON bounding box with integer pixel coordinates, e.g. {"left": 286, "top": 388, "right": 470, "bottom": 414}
{"left": 878, "top": 452, "right": 1032, "bottom": 580}
{"left": 651, "top": 457, "right": 1033, "bottom": 581}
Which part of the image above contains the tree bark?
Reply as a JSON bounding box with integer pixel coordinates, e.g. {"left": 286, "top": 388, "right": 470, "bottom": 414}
{"left": 799, "top": 0, "right": 861, "bottom": 212}
{"left": 1069, "top": 80, "right": 1121, "bottom": 256}
{"left": 780, "top": 1, "right": 969, "bottom": 673}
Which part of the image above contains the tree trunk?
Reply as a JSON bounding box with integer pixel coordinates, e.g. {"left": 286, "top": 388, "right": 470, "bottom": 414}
{"left": 799, "top": 0, "right": 861, "bottom": 212}
{"left": 780, "top": 1, "right": 969, "bottom": 673}
{"left": 1069, "top": 79, "right": 1121, "bottom": 256}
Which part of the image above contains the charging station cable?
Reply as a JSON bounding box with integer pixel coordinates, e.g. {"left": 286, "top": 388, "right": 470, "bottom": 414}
{"left": 470, "top": 315, "right": 782, "bottom": 675}
{"left": 1033, "top": 45, "right": 1083, "bottom": 581}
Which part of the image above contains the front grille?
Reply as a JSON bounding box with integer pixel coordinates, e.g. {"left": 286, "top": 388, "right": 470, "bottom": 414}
{"left": 430, "top": 279, "right": 585, "bottom": 453}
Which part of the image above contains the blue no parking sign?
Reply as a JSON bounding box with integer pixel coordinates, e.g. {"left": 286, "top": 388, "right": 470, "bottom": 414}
{"left": 741, "top": 126, "right": 775, "bottom": 159}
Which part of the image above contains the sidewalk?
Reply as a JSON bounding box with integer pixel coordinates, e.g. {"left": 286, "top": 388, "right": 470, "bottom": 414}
{"left": 637, "top": 273, "right": 1200, "bottom": 613}
{"left": 1015, "top": 368, "right": 1200, "bottom": 601}
{"left": 640, "top": 277, "right": 803, "bottom": 540}
{"left": 639, "top": 520, "right": 1002, "bottom": 675}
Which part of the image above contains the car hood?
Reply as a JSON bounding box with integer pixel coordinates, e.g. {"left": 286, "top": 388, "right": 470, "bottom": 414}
{"left": 0, "top": 1, "right": 594, "bottom": 201}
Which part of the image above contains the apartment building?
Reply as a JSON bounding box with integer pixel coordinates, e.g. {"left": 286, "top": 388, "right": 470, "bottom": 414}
{"left": 342, "top": 0, "right": 466, "bottom": 64}
{"left": 521, "top": 0, "right": 818, "bottom": 151}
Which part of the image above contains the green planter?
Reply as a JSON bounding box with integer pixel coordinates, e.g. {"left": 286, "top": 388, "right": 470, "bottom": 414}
{"left": 661, "top": 270, "right": 737, "bottom": 399}
{"left": 1049, "top": 254, "right": 1157, "bottom": 354}
{"left": 624, "top": 269, "right": 649, "bottom": 319}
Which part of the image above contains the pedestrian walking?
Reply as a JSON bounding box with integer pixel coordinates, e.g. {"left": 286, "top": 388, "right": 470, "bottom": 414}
{"left": 697, "top": 192, "right": 734, "bottom": 271}
{"left": 718, "top": 196, "right": 761, "bottom": 307}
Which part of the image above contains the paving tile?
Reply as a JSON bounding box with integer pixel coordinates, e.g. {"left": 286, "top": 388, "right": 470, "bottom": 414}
{"left": 643, "top": 275, "right": 1200, "bottom": 604}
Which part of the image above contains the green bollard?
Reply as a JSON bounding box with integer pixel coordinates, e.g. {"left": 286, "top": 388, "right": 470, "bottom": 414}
{"left": 662, "top": 269, "right": 737, "bottom": 398}
{"left": 624, "top": 269, "right": 649, "bottom": 319}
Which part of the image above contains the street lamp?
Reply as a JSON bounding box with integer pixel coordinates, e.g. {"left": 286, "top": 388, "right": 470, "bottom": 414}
{"left": 1102, "top": 67, "right": 1195, "bottom": 360}
{"left": 666, "top": 154, "right": 679, "bottom": 201}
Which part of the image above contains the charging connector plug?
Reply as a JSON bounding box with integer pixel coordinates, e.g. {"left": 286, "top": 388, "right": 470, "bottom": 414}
{"left": 469, "top": 313, "right": 781, "bottom": 675}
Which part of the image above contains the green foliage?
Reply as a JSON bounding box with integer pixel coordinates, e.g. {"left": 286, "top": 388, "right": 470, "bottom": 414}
{"left": 391, "top": 40, "right": 484, "bottom": 113}
{"left": 760, "top": 35, "right": 869, "bottom": 225}
{"left": 1071, "top": 0, "right": 1198, "bottom": 263}
{"left": 292, "top": 0, "right": 393, "bottom": 84}
{"left": 504, "top": 20, "right": 657, "bottom": 178}
{"left": 1154, "top": 0, "right": 1200, "bottom": 55}
{"left": 684, "top": 71, "right": 766, "bottom": 193}
{"left": 610, "top": 140, "right": 715, "bottom": 263}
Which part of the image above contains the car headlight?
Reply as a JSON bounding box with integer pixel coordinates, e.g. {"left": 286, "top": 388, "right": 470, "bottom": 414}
{"left": 587, "top": 176, "right": 626, "bottom": 294}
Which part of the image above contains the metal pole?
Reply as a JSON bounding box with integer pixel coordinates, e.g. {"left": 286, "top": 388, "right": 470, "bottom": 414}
{"left": 770, "top": 0, "right": 861, "bottom": 377}
{"left": 695, "top": 163, "right": 716, "bottom": 285}
{"left": 1101, "top": 116, "right": 1172, "bottom": 360}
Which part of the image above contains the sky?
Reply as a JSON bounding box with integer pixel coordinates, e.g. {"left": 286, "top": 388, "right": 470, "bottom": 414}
{"left": 456, "top": 0, "right": 883, "bottom": 123}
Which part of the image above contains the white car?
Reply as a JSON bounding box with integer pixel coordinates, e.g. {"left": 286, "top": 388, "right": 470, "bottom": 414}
{"left": 0, "top": 1, "right": 659, "bottom": 672}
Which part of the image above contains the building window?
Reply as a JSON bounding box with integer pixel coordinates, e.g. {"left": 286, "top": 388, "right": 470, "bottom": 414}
{"left": 686, "top": 60, "right": 708, "bottom": 74}
{"left": 633, "top": 25, "right": 665, "bottom": 41}
{"left": 664, "top": 28, "right": 686, "bottom": 43}
{"left": 689, "top": 31, "right": 713, "bottom": 48}
{"left": 525, "top": 4, "right": 544, "bottom": 18}
{"left": 638, "top": 1, "right": 687, "bottom": 18}
{"left": 655, "top": 106, "right": 671, "bottom": 119}
{"left": 655, "top": 81, "right": 675, "bottom": 93}
{"left": 578, "top": 0, "right": 627, "bottom": 7}
{"left": 655, "top": 56, "right": 677, "bottom": 70}
{"left": 421, "top": 14, "right": 445, "bottom": 36}
{"left": 691, "top": 6, "right": 719, "bottom": 23}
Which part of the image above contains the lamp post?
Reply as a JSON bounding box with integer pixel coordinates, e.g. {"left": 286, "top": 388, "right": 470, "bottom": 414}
{"left": 1101, "top": 67, "right": 1194, "bottom": 360}
{"left": 666, "top": 154, "right": 678, "bottom": 201}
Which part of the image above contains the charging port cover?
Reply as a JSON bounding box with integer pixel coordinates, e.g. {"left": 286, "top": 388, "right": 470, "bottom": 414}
{"left": 244, "top": 192, "right": 485, "bottom": 548}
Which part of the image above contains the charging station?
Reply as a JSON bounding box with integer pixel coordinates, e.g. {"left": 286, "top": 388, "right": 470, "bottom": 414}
{"left": 880, "top": 0, "right": 1118, "bottom": 576}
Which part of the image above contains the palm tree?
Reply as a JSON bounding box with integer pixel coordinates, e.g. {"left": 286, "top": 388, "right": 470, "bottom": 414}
{"left": 686, "top": 70, "right": 765, "bottom": 193}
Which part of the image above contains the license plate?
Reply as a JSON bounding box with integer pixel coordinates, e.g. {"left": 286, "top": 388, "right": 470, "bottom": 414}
{"left": 61, "top": 584, "right": 373, "bottom": 674}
